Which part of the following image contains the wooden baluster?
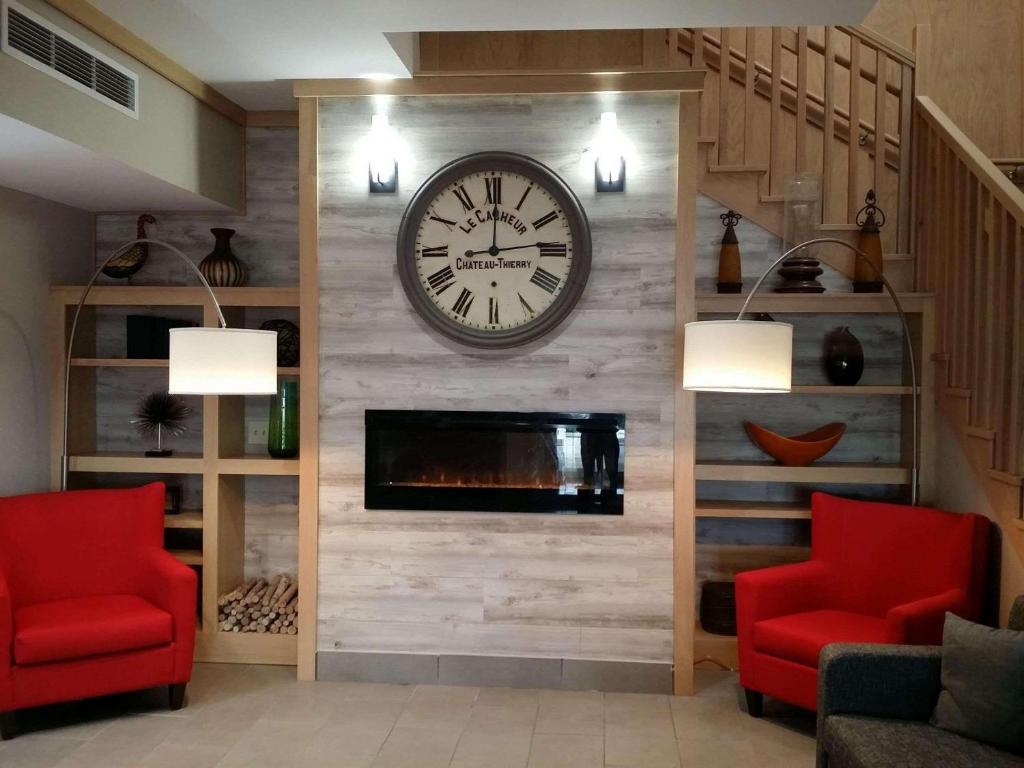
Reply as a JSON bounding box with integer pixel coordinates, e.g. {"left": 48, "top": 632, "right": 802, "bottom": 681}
{"left": 897, "top": 64, "right": 914, "bottom": 254}
{"left": 991, "top": 207, "right": 1009, "bottom": 461}
{"left": 691, "top": 28, "right": 705, "bottom": 68}
{"left": 718, "top": 27, "right": 730, "bottom": 167}
{"left": 948, "top": 154, "right": 961, "bottom": 388}
{"left": 796, "top": 27, "right": 808, "bottom": 172}
{"left": 983, "top": 202, "right": 1003, "bottom": 430}
{"left": 1009, "top": 223, "right": 1024, "bottom": 474}
{"left": 847, "top": 36, "right": 862, "bottom": 223}
{"left": 744, "top": 27, "right": 756, "bottom": 166}
{"left": 769, "top": 27, "right": 782, "bottom": 197}
{"left": 822, "top": 28, "right": 835, "bottom": 222}
{"left": 874, "top": 50, "right": 888, "bottom": 204}
{"left": 970, "top": 188, "right": 989, "bottom": 420}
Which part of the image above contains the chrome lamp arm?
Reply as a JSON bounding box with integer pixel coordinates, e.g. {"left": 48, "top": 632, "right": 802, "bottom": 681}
{"left": 60, "top": 239, "right": 227, "bottom": 491}
{"left": 736, "top": 236, "right": 919, "bottom": 505}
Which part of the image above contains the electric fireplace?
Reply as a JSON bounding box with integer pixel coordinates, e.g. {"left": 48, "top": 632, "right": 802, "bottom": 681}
{"left": 365, "top": 410, "right": 625, "bottom": 514}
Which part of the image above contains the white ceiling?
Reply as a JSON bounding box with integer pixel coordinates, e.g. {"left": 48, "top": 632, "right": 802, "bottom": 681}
{"left": 0, "top": 113, "right": 232, "bottom": 212}
{"left": 89, "top": 0, "right": 877, "bottom": 110}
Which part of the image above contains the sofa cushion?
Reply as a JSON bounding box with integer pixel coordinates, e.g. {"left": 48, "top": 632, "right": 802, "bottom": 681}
{"left": 823, "top": 715, "right": 1024, "bottom": 768}
{"left": 14, "top": 594, "right": 173, "bottom": 665}
{"left": 931, "top": 613, "right": 1024, "bottom": 755}
{"left": 753, "top": 609, "right": 888, "bottom": 667}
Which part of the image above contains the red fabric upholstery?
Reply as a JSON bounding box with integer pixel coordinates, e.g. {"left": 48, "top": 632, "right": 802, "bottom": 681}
{"left": 15, "top": 595, "right": 172, "bottom": 665}
{"left": 753, "top": 610, "right": 889, "bottom": 667}
{"left": 736, "top": 492, "right": 990, "bottom": 711}
{"left": 0, "top": 483, "right": 196, "bottom": 713}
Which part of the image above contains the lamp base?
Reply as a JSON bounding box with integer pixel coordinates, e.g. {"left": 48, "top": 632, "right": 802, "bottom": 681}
{"left": 852, "top": 281, "right": 883, "bottom": 293}
{"left": 716, "top": 282, "right": 743, "bottom": 294}
{"left": 773, "top": 257, "right": 825, "bottom": 293}
{"left": 145, "top": 449, "right": 173, "bottom": 457}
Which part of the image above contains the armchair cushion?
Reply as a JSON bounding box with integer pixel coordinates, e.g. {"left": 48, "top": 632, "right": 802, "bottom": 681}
{"left": 822, "top": 715, "right": 1024, "bottom": 768}
{"left": 754, "top": 610, "right": 889, "bottom": 668}
{"left": 14, "top": 595, "right": 172, "bottom": 665}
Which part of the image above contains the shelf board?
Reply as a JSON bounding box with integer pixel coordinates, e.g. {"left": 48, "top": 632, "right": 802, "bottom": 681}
{"left": 194, "top": 628, "right": 298, "bottom": 665}
{"left": 696, "top": 292, "right": 933, "bottom": 314}
{"left": 218, "top": 457, "right": 300, "bottom": 476}
{"left": 165, "top": 510, "right": 203, "bottom": 529}
{"left": 694, "top": 623, "right": 738, "bottom": 670}
{"left": 789, "top": 385, "right": 915, "bottom": 395}
{"left": 52, "top": 285, "right": 300, "bottom": 308}
{"left": 71, "top": 358, "right": 299, "bottom": 377}
{"left": 169, "top": 549, "right": 202, "bottom": 566}
{"left": 695, "top": 462, "right": 911, "bottom": 484}
{"left": 69, "top": 453, "right": 204, "bottom": 474}
{"left": 696, "top": 501, "right": 811, "bottom": 519}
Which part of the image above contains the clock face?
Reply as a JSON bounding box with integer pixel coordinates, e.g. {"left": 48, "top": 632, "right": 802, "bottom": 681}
{"left": 397, "top": 153, "right": 591, "bottom": 348}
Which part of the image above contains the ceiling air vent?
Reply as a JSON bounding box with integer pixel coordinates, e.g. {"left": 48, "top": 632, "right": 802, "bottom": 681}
{"left": 2, "top": 0, "right": 138, "bottom": 118}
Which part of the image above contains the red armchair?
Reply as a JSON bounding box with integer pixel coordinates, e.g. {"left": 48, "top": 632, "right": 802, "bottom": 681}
{"left": 0, "top": 483, "right": 196, "bottom": 738}
{"left": 735, "top": 492, "right": 990, "bottom": 714}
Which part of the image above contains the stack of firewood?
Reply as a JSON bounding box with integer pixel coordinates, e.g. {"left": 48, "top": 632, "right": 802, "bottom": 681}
{"left": 217, "top": 574, "right": 297, "bottom": 634}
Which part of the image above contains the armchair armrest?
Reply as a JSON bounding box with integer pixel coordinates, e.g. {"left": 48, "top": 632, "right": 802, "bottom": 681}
{"left": 816, "top": 643, "right": 942, "bottom": 767}
{"left": 735, "top": 560, "right": 833, "bottom": 624}
{"left": 135, "top": 548, "right": 197, "bottom": 680}
{"left": 0, "top": 569, "right": 11, "bottom": 711}
{"left": 887, "top": 588, "right": 968, "bottom": 644}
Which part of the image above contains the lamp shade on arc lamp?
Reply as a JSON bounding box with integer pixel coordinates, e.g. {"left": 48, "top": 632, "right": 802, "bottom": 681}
{"left": 168, "top": 327, "right": 278, "bottom": 395}
{"left": 682, "top": 320, "right": 794, "bottom": 393}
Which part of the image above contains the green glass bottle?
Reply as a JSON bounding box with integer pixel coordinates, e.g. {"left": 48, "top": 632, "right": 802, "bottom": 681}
{"left": 267, "top": 380, "right": 298, "bottom": 458}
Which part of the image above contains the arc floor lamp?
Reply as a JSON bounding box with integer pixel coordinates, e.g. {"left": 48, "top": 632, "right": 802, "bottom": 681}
{"left": 682, "top": 237, "right": 919, "bottom": 505}
{"left": 60, "top": 239, "right": 279, "bottom": 490}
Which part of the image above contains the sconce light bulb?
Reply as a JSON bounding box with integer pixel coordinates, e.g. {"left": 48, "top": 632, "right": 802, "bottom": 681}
{"left": 595, "top": 111, "right": 624, "bottom": 187}
{"left": 369, "top": 113, "right": 397, "bottom": 186}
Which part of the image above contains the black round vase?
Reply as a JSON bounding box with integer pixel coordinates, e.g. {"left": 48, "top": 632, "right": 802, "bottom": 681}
{"left": 824, "top": 327, "right": 864, "bottom": 386}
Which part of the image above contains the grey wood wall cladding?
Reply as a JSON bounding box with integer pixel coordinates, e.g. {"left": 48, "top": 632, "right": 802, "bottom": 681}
{"left": 317, "top": 92, "right": 679, "bottom": 664}
{"left": 95, "top": 127, "right": 298, "bottom": 286}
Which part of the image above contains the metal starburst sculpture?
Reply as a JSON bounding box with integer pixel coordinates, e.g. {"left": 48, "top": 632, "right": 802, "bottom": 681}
{"left": 133, "top": 392, "right": 191, "bottom": 457}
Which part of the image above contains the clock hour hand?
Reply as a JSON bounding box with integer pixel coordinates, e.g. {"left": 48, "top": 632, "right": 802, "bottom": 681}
{"left": 491, "top": 206, "right": 499, "bottom": 250}
{"left": 465, "top": 242, "right": 542, "bottom": 256}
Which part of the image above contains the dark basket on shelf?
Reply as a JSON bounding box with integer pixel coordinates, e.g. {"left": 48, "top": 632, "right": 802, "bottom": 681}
{"left": 700, "top": 581, "right": 737, "bottom": 636}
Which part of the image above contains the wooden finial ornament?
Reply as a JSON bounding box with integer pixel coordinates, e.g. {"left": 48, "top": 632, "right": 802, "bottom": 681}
{"left": 853, "top": 189, "right": 886, "bottom": 293}
{"left": 717, "top": 210, "right": 743, "bottom": 294}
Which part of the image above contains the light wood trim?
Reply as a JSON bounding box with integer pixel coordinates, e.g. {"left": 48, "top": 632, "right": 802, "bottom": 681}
{"left": 169, "top": 549, "right": 202, "bottom": 566}
{"left": 68, "top": 453, "right": 204, "bottom": 473}
{"left": 1009, "top": 224, "right": 1023, "bottom": 473}
{"left": 217, "top": 457, "right": 300, "bottom": 476}
{"left": 696, "top": 502, "right": 811, "bottom": 520}
{"left": 641, "top": 29, "right": 669, "bottom": 70}
{"left": 691, "top": 27, "right": 704, "bottom": 68}
{"left": 194, "top": 631, "right": 298, "bottom": 665}
{"left": 42, "top": 0, "right": 246, "bottom": 125}
{"left": 297, "top": 96, "right": 320, "bottom": 681}
{"left": 874, "top": 50, "right": 888, "bottom": 197}
{"left": 70, "top": 357, "right": 168, "bottom": 368}
{"left": 837, "top": 25, "right": 915, "bottom": 68}
{"left": 164, "top": 511, "right": 203, "bottom": 529}
{"left": 743, "top": 28, "right": 756, "bottom": 166}
{"left": 822, "top": 28, "right": 835, "bottom": 222}
{"left": 795, "top": 27, "right": 808, "bottom": 172}
{"left": 847, "top": 37, "right": 862, "bottom": 222}
{"left": 769, "top": 27, "right": 782, "bottom": 197}
{"left": 294, "top": 70, "right": 705, "bottom": 98}
{"left": 717, "top": 28, "right": 729, "bottom": 167}
{"left": 51, "top": 286, "right": 300, "bottom": 308}
{"left": 788, "top": 385, "right": 917, "bottom": 395}
{"left": 674, "top": 91, "right": 698, "bottom": 697}
{"left": 695, "top": 292, "right": 934, "bottom": 314}
{"left": 247, "top": 111, "right": 300, "bottom": 128}
{"left": 897, "top": 64, "right": 914, "bottom": 254}
{"left": 694, "top": 462, "right": 912, "bottom": 484}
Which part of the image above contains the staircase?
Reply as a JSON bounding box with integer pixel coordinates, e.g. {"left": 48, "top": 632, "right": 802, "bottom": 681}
{"left": 669, "top": 25, "right": 916, "bottom": 288}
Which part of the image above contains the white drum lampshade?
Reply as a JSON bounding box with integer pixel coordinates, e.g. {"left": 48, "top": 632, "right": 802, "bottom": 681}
{"left": 682, "top": 320, "right": 794, "bottom": 392}
{"left": 168, "top": 327, "right": 278, "bottom": 395}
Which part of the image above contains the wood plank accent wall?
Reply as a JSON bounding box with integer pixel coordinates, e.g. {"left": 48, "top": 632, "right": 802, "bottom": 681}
{"left": 314, "top": 93, "right": 682, "bottom": 671}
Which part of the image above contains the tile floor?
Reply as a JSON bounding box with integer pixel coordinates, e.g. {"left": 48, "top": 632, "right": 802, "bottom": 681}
{"left": 0, "top": 664, "right": 816, "bottom": 767}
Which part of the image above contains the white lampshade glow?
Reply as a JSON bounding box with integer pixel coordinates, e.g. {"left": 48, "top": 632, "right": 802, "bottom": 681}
{"left": 368, "top": 113, "right": 397, "bottom": 186}
{"left": 682, "top": 320, "right": 794, "bottom": 393}
{"left": 168, "top": 328, "right": 278, "bottom": 395}
{"left": 595, "top": 111, "right": 623, "bottom": 184}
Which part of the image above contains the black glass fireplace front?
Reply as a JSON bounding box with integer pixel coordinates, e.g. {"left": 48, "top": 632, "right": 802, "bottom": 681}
{"left": 365, "top": 410, "right": 625, "bottom": 514}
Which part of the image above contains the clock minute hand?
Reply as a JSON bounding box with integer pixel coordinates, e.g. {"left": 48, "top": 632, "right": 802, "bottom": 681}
{"left": 466, "top": 242, "right": 543, "bottom": 256}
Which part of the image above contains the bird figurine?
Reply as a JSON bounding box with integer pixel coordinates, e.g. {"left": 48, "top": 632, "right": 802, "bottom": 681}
{"left": 102, "top": 213, "right": 156, "bottom": 279}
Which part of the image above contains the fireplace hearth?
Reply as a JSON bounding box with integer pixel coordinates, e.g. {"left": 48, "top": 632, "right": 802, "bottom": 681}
{"left": 365, "top": 410, "right": 625, "bottom": 514}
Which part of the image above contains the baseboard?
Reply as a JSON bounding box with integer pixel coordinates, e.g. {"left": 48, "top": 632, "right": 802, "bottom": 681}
{"left": 316, "top": 651, "right": 672, "bottom": 694}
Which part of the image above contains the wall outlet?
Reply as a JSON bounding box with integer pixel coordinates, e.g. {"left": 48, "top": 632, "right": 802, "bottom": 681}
{"left": 247, "top": 420, "right": 269, "bottom": 445}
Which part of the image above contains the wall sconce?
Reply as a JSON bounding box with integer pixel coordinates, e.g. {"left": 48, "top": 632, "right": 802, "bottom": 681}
{"left": 368, "top": 114, "right": 398, "bottom": 193}
{"left": 595, "top": 112, "right": 625, "bottom": 192}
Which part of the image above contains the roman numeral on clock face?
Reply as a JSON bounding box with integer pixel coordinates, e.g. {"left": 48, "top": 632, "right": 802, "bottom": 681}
{"left": 515, "top": 184, "right": 533, "bottom": 211}
{"left": 453, "top": 185, "right": 475, "bottom": 212}
{"left": 532, "top": 210, "right": 558, "bottom": 230}
{"left": 518, "top": 292, "right": 536, "bottom": 318}
{"left": 485, "top": 177, "right": 502, "bottom": 205}
{"left": 539, "top": 242, "right": 567, "bottom": 258}
{"left": 421, "top": 245, "right": 448, "bottom": 258}
{"left": 429, "top": 215, "right": 457, "bottom": 231}
{"left": 530, "top": 267, "right": 560, "bottom": 294}
{"left": 427, "top": 265, "right": 456, "bottom": 294}
{"left": 488, "top": 297, "right": 500, "bottom": 325}
{"left": 453, "top": 287, "right": 474, "bottom": 318}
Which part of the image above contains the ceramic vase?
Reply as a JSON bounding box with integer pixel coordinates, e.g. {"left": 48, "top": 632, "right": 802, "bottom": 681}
{"left": 824, "top": 326, "right": 864, "bottom": 385}
{"left": 199, "top": 228, "right": 247, "bottom": 287}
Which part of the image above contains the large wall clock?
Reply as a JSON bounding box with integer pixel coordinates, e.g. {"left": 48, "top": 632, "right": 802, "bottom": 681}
{"left": 397, "top": 152, "right": 592, "bottom": 348}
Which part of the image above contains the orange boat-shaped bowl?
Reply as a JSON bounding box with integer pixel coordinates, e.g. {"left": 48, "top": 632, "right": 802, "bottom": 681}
{"left": 744, "top": 421, "right": 847, "bottom": 466}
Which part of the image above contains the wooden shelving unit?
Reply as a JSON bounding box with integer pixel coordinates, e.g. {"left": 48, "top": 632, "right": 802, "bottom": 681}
{"left": 696, "top": 501, "right": 812, "bottom": 520}
{"left": 695, "top": 292, "right": 935, "bottom": 314}
{"left": 50, "top": 285, "right": 303, "bottom": 667}
{"left": 695, "top": 462, "right": 912, "bottom": 484}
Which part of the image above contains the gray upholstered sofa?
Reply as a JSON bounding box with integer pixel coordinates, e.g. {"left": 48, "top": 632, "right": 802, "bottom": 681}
{"left": 816, "top": 598, "right": 1024, "bottom": 768}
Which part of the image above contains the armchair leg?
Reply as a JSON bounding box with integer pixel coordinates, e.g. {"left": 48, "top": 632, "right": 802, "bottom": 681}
{"left": 743, "top": 688, "right": 764, "bottom": 717}
{"left": 0, "top": 711, "right": 18, "bottom": 740}
{"left": 168, "top": 683, "right": 186, "bottom": 711}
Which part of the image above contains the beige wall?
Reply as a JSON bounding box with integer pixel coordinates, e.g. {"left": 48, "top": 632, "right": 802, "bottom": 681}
{"left": 0, "top": 186, "right": 91, "bottom": 496}
{"left": 0, "top": 0, "right": 244, "bottom": 210}
{"left": 865, "top": 0, "right": 1024, "bottom": 157}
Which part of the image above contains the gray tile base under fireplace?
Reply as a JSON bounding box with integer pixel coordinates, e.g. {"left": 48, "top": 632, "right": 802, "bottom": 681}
{"left": 316, "top": 651, "right": 672, "bottom": 694}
